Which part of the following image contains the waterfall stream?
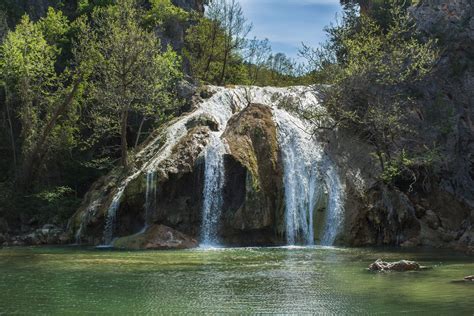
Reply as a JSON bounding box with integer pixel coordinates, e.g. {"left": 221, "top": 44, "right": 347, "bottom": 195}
{"left": 145, "top": 171, "right": 157, "bottom": 227}
{"left": 200, "top": 133, "right": 227, "bottom": 246}
{"left": 103, "top": 188, "right": 124, "bottom": 246}
{"left": 274, "top": 109, "right": 323, "bottom": 245}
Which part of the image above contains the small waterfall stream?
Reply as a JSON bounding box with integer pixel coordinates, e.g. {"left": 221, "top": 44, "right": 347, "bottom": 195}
{"left": 274, "top": 109, "right": 323, "bottom": 245}
{"left": 103, "top": 188, "right": 124, "bottom": 246}
{"left": 200, "top": 133, "right": 227, "bottom": 246}
{"left": 320, "top": 162, "right": 344, "bottom": 245}
{"left": 145, "top": 171, "right": 157, "bottom": 227}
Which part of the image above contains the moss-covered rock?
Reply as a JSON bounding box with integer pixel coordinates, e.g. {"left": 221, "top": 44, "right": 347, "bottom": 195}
{"left": 222, "top": 103, "right": 285, "bottom": 243}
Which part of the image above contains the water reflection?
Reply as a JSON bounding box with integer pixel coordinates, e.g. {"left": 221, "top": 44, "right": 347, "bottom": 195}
{"left": 0, "top": 247, "right": 472, "bottom": 314}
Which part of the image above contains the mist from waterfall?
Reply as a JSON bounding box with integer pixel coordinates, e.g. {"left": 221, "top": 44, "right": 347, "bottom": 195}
{"left": 200, "top": 133, "right": 227, "bottom": 247}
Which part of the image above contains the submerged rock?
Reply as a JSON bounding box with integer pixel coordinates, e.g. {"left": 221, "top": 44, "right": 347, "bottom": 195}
{"left": 368, "top": 259, "right": 429, "bottom": 272}
{"left": 113, "top": 224, "right": 198, "bottom": 250}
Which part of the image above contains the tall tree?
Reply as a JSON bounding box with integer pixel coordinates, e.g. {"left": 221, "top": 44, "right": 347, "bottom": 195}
{"left": 214, "top": 0, "right": 252, "bottom": 85}
{"left": 84, "top": 0, "right": 181, "bottom": 168}
{"left": 245, "top": 37, "right": 271, "bottom": 85}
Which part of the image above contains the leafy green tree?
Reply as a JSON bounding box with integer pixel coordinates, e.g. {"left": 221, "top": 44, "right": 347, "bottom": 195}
{"left": 83, "top": 0, "right": 182, "bottom": 168}
{"left": 0, "top": 10, "right": 84, "bottom": 189}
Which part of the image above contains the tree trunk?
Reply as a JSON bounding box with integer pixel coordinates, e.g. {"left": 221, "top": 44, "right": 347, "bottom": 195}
{"left": 219, "top": 48, "right": 229, "bottom": 85}
{"left": 120, "top": 108, "right": 129, "bottom": 168}
{"left": 134, "top": 116, "right": 146, "bottom": 148}
{"left": 4, "top": 88, "right": 17, "bottom": 175}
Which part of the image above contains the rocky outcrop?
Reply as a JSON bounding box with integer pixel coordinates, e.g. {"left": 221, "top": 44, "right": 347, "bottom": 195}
{"left": 369, "top": 259, "right": 428, "bottom": 272}
{"left": 1, "top": 224, "right": 69, "bottom": 246}
{"left": 69, "top": 87, "right": 329, "bottom": 249}
{"left": 221, "top": 103, "right": 285, "bottom": 245}
{"left": 368, "top": 259, "right": 428, "bottom": 272}
{"left": 70, "top": 123, "right": 213, "bottom": 245}
{"left": 113, "top": 224, "right": 198, "bottom": 250}
{"left": 325, "top": 0, "right": 474, "bottom": 253}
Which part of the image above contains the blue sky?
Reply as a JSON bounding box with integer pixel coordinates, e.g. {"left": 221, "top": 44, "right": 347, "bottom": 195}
{"left": 238, "top": 0, "right": 342, "bottom": 61}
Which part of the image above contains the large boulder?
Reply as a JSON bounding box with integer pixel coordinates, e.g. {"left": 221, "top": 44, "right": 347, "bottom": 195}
{"left": 221, "top": 103, "right": 285, "bottom": 244}
{"left": 368, "top": 259, "right": 427, "bottom": 272}
{"left": 113, "top": 224, "right": 198, "bottom": 250}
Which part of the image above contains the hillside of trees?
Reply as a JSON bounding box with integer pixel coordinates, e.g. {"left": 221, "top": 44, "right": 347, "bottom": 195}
{"left": 0, "top": 0, "right": 307, "bottom": 230}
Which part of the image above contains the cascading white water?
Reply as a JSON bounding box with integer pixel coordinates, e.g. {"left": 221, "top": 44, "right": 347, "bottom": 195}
{"left": 145, "top": 171, "right": 157, "bottom": 226}
{"left": 84, "top": 85, "right": 344, "bottom": 247}
{"left": 274, "top": 109, "right": 323, "bottom": 245}
{"left": 320, "top": 160, "right": 344, "bottom": 245}
{"left": 103, "top": 188, "right": 124, "bottom": 245}
{"left": 200, "top": 133, "right": 227, "bottom": 246}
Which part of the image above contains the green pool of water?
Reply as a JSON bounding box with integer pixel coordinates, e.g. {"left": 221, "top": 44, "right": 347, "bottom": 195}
{"left": 0, "top": 246, "right": 472, "bottom": 314}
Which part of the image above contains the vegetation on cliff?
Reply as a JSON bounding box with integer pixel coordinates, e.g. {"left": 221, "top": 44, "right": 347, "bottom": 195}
{"left": 300, "top": 0, "right": 440, "bottom": 189}
{"left": 0, "top": 0, "right": 185, "bottom": 228}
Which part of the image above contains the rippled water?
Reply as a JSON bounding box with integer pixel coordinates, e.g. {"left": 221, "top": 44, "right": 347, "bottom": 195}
{"left": 0, "top": 246, "right": 472, "bottom": 314}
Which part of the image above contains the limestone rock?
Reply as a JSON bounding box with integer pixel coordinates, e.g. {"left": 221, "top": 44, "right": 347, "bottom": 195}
{"left": 222, "top": 103, "right": 284, "bottom": 240}
{"left": 368, "top": 259, "right": 427, "bottom": 272}
{"left": 113, "top": 224, "right": 198, "bottom": 250}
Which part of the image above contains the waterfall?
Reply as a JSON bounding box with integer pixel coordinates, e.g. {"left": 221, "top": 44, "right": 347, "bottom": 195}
{"left": 145, "top": 171, "right": 157, "bottom": 226}
{"left": 200, "top": 133, "right": 227, "bottom": 246}
{"left": 320, "top": 161, "right": 344, "bottom": 245}
{"left": 274, "top": 109, "right": 323, "bottom": 245}
{"left": 79, "top": 85, "right": 344, "bottom": 248}
{"left": 103, "top": 188, "right": 124, "bottom": 246}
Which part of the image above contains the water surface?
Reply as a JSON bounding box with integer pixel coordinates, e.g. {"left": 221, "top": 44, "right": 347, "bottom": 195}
{"left": 0, "top": 246, "right": 472, "bottom": 314}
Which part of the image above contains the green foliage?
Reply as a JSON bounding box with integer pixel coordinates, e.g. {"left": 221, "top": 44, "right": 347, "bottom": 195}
{"left": 34, "top": 186, "right": 74, "bottom": 203}
{"left": 185, "top": 10, "right": 304, "bottom": 86}
{"left": 78, "top": 0, "right": 182, "bottom": 167}
{"left": 0, "top": 12, "right": 79, "bottom": 161}
{"left": 303, "top": 0, "right": 439, "bottom": 187}
{"left": 77, "top": 0, "right": 115, "bottom": 15}
{"left": 146, "top": 0, "right": 188, "bottom": 33}
{"left": 0, "top": 0, "right": 184, "bottom": 222}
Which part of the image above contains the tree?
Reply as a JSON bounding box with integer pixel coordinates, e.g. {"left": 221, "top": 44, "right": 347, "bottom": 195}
{"left": 185, "top": 16, "right": 226, "bottom": 83}
{"left": 0, "top": 10, "right": 84, "bottom": 189}
{"left": 83, "top": 0, "right": 181, "bottom": 168}
{"left": 244, "top": 37, "right": 271, "bottom": 85}
{"left": 185, "top": 0, "right": 251, "bottom": 85}
{"left": 213, "top": 0, "right": 252, "bottom": 85}
{"left": 301, "top": 0, "right": 438, "bottom": 184}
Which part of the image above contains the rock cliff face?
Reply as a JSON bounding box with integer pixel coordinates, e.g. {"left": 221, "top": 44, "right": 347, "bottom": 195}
{"left": 325, "top": 0, "right": 473, "bottom": 253}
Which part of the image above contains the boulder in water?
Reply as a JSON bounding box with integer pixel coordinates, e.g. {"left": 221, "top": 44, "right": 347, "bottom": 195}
{"left": 368, "top": 259, "right": 428, "bottom": 272}
{"left": 113, "top": 224, "right": 198, "bottom": 250}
